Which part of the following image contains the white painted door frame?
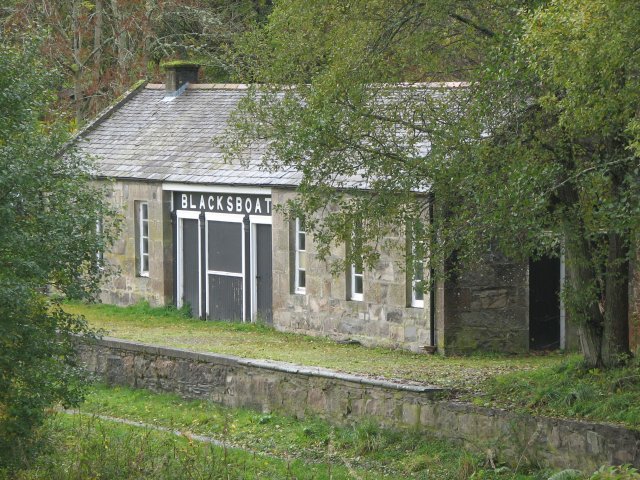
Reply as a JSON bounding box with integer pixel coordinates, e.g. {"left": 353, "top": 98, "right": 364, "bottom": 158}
{"left": 176, "top": 210, "right": 202, "bottom": 317}
{"left": 249, "top": 215, "right": 273, "bottom": 321}
{"left": 204, "top": 212, "right": 246, "bottom": 321}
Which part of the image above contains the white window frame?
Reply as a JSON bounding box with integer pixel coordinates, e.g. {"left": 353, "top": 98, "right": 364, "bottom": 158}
{"left": 349, "top": 227, "right": 364, "bottom": 301}
{"left": 411, "top": 262, "right": 425, "bottom": 308}
{"left": 294, "top": 217, "right": 306, "bottom": 294}
{"left": 350, "top": 262, "right": 364, "bottom": 302}
{"left": 95, "top": 218, "right": 104, "bottom": 267}
{"left": 410, "top": 239, "right": 425, "bottom": 308}
{"left": 138, "top": 202, "right": 149, "bottom": 277}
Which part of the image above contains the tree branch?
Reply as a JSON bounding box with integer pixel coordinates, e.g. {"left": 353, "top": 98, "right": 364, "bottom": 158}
{"left": 547, "top": 157, "right": 637, "bottom": 194}
{"left": 448, "top": 13, "right": 496, "bottom": 38}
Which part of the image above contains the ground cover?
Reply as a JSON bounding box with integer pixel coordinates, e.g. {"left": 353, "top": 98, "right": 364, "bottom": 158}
{"left": 7, "top": 414, "right": 354, "bottom": 479}
{"left": 3, "top": 384, "right": 558, "bottom": 479}
{"left": 64, "top": 301, "right": 640, "bottom": 429}
{"left": 473, "top": 356, "right": 640, "bottom": 429}
{"left": 63, "top": 301, "right": 566, "bottom": 391}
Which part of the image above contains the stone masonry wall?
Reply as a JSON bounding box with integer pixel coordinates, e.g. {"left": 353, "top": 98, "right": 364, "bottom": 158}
{"left": 77, "top": 337, "right": 640, "bottom": 472}
{"left": 437, "top": 252, "right": 529, "bottom": 355}
{"left": 100, "top": 180, "right": 173, "bottom": 306}
{"left": 271, "top": 189, "right": 431, "bottom": 352}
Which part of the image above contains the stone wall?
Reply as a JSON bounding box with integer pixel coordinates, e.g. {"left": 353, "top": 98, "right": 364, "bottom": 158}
{"left": 100, "top": 180, "right": 173, "bottom": 306}
{"left": 437, "top": 252, "right": 529, "bottom": 354}
{"left": 271, "top": 189, "right": 432, "bottom": 352}
{"left": 77, "top": 337, "right": 640, "bottom": 472}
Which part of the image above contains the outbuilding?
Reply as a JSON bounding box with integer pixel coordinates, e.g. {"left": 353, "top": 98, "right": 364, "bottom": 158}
{"left": 78, "top": 64, "right": 628, "bottom": 354}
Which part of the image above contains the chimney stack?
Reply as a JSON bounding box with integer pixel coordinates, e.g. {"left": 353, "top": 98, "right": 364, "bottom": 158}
{"left": 162, "top": 61, "right": 200, "bottom": 92}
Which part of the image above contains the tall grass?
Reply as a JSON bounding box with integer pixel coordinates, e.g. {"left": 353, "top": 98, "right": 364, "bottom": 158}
{"left": 1, "top": 384, "right": 560, "bottom": 480}
{"left": 4, "top": 414, "right": 349, "bottom": 480}
{"left": 478, "top": 356, "right": 640, "bottom": 428}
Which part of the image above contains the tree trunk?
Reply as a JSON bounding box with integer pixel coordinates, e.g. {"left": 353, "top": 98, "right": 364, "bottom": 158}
{"left": 142, "top": 0, "right": 157, "bottom": 77}
{"left": 73, "top": 70, "right": 84, "bottom": 126}
{"left": 93, "top": 0, "right": 103, "bottom": 82}
{"left": 563, "top": 223, "right": 605, "bottom": 368}
{"left": 72, "top": 0, "right": 84, "bottom": 125}
{"left": 110, "top": 0, "right": 127, "bottom": 74}
{"left": 601, "top": 231, "right": 630, "bottom": 366}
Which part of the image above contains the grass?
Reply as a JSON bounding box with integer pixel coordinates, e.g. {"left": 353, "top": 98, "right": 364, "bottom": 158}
{"left": 4, "top": 384, "right": 557, "bottom": 480}
{"left": 64, "top": 301, "right": 640, "bottom": 429}
{"left": 473, "top": 356, "right": 640, "bottom": 428}
{"left": 6, "top": 414, "right": 353, "bottom": 479}
{"left": 63, "top": 300, "right": 567, "bottom": 391}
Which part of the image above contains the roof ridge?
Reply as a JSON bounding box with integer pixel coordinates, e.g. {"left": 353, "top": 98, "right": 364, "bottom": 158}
{"left": 144, "top": 82, "right": 469, "bottom": 91}
{"left": 75, "top": 80, "right": 148, "bottom": 139}
{"left": 145, "top": 83, "right": 250, "bottom": 90}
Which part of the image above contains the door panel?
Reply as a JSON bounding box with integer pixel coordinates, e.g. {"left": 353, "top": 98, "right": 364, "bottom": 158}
{"left": 208, "top": 274, "right": 243, "bottom": 321}
{"left": 181, "top": 219, "right": 199, "bottom": 317}
{"left": 207, "top": 220, "right": 243, "bottom": 321}
{"left": 208, "top": 221, "right": 242, "bottom": 273}
{"left": 255, "top": 224, "right": 273, "bottom": 324}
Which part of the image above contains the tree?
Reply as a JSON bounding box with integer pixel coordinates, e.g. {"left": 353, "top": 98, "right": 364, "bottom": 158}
{"left": 0, "top": 39, "right": 118, "bottom": 467}
{"left": 2, "top": 0, "right": 270, "bottom": 124}
{"left": 223, "top": 0, "right": 640, "bottom": 367}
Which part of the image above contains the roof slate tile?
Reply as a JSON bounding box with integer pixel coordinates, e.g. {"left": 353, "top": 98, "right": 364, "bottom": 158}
{"left": 78, "top": 86, "right": 366, "bottom": 188}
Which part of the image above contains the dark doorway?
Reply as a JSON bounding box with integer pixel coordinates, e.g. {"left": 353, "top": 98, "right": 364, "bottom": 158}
{"left": 207, "top": 220, "right": 243, "bottom": 321}
{"left": 529, "top": 256, "right": 561, "bottom": 350}
{"left": 255, "top": 224, "right": 273, "bottom": 324}
{"left": 181, "top": 219, "right": 200, "bottom": 317}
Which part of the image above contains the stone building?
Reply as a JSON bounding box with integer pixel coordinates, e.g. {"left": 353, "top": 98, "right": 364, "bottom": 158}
{"left": 77, "top": 64, "right": 636, "bottom": 354}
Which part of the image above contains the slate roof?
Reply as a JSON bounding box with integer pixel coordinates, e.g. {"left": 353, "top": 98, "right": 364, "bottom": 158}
{"left": 77, "top": 83, "right": 305, "bottom": 187}
{"left": 77, "top": 82, "right": 463, "bottom": 189}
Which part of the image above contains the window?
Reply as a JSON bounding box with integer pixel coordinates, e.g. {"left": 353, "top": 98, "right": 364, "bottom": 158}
{"left": 294, "top": 217, "right": 306, "bottom": 293}
{"left": 349, "top": 229, "right": 364, "bottom": 301}
{"left": 95, "top": 218, "right": 104, "bottom": 268}
{"left": 411, "top": 254, "right": 425, "bottom": 308}
{"left": 138, "top": 202, "right": 149, "bottom": 276}
{"left": 350, "top": 262, "right": 364, "bottom": 301}
{"left": 409, "top": 224, "right": 426, "bottom": 308}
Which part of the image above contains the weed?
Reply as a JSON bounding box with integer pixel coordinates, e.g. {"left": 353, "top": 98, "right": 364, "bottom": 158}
{"left": 479, "top": 357, "right": 640, "bottom": 428}
{"left": 548, "top": 469, "right": 583, "bottom": 480}
{"left": 3, "top": 413, "right": 348, "bottom": 480}
{"left": 589, "top": 465, "right": 640, "bottom": 479}
{"left": 347, "top": 419, "right": 385, "bottom": 455}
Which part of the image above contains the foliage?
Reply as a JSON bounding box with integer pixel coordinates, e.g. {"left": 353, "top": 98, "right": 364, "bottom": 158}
{"left": 549, "top": 470, "right": 583, "bottom": 480}
{"left": 2, "top": 414, "right": 353, "bottom": 480}
{"left": 1, "top": 0, "right": 270, "bottom": 123}
{"left": 477, "top": 356, "right": 640, "bottom": 428}
{"left": 223, "top": 0, "right": 640, "bottom": 367}
{"left": 589, "top": 465, "right": 640, "bottom": 480}
{"left": 64, "top": 300, "right": 565, "bottom": 391}
{"left": 0, "top": 41, "right": 118, "bottom": 468}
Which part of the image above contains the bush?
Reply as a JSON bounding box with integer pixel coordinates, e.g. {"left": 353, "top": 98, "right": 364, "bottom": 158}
{"left": 0, "top": 41, "right": 118, "bottom": 469}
